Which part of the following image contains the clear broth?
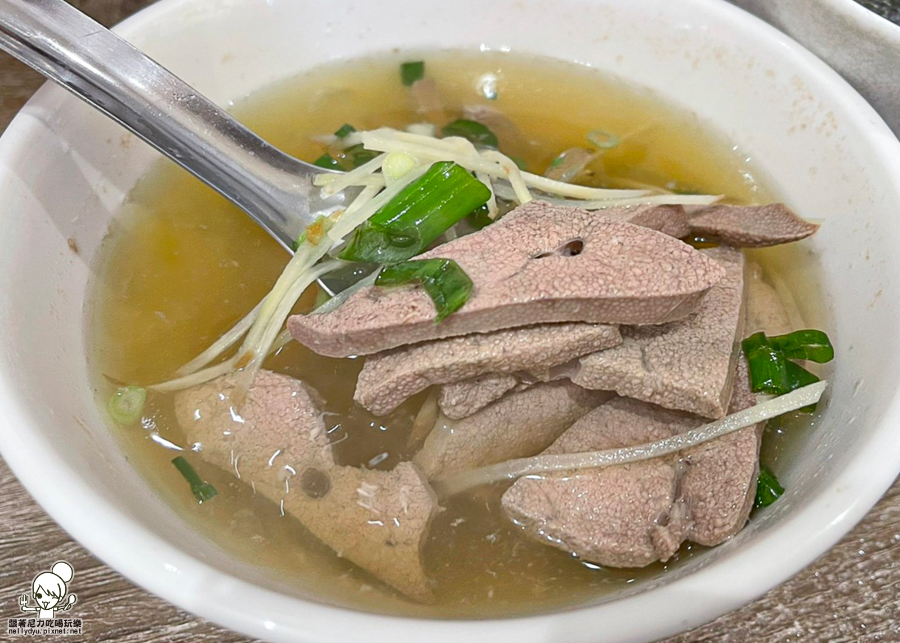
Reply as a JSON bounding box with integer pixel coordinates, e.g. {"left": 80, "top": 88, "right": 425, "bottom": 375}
{"left": 87, "top": 51, "right": 818, "bottom": 617}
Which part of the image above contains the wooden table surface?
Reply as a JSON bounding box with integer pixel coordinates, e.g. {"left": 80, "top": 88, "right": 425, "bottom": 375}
{"left": 1, "top": 1, "right": 900, "bottom": 641}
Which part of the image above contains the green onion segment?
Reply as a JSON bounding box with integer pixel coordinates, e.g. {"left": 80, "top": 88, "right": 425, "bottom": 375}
{"left": 334, "top": 123, "right": 356, "bottom": 139}
{"left": 742, "top": 330, "right": 834, "bottom": 411}
{"left": 315, "top": 139, "right": 380, "bottom": 172}
{"left": 466, "top": 204, "right": 494, "bottom": 230}
{"left": 172, "top": 456, "right": 218, "bottom": 503}
{"left": 339, "top": 161, "right": 490, "bottom": 264}
{"left": 586, "top": 129, "right": 620, "bottom": 150}
{"left": 342, "top": 144, "right": 381, "bottom": 170}
{"left": 400, "top": 61, "right": 425, "bottom": 86}
{"left": 376, "top": 258, "right": 473, "bottom": 322}
{"left": 755, "top": 464, "right": 784, "bottom": 508}
{"left": 108, "top": 386, "right": 147, "bottom": 425}
{"left": 313, "top": 153, "right": 342, "bottom": 170}
{"left": 767, "top": 329, "right": 834, "bottom": 362}
{"left": 312, "top": 125, "right": 365, "bottom": 171}
{"left": 441, "top": 119, "right": 499, "bottom": 149}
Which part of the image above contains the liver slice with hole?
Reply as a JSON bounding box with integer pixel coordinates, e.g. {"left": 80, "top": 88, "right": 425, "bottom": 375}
{"left": 355, "top": 322, "right": 620, "bottom": 416}
{"left": 563, "top": 245, "right": 745, "bottom": 419}
{"left": 501, "top": 360, "right": 762, "bottom": 568}
{"left": 414, "top": 381, "right": 610, "bottom": 478}
{"left": 435, "top": 246, "right": 745, "bottom": 419}
{"left": 686, "top": 203, "right": 819, "bottom": 247}
{"left": 288, "top": 201, "right": 725, "bottom": 357}
{"left": 173, "top": 370, "right": 438, "bottom": 602}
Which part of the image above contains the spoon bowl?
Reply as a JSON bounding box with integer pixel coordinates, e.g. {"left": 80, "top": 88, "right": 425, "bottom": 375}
{"left": 0, "top": 0, "right": 349, "bottom": 252}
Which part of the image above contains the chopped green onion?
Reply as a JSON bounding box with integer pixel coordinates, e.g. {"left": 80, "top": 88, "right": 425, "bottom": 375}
{"left": 341, "top": 144, "right": 381, "bottom": 170}
{"left": 743, "top": 335, "right": 793, "bottom": 394}
{"left": 339, "top": 161, "right": 491, "bottom": 264}
{"left": 400, "top": 60, "right": 425, "bottom": 86}
{"left": 755, "top": 464, "right": 784, "bottom": 508}
{"left": 377, "top": 258, "right": 473, "bottom": 321}
{"left": 767, "top": 329, "right": 834, "bottom": 363}
{"left": 587, "top": 129, "right": 620, "bottom": 150}
{"left": 108, "top": 386, "right": 146, "bottom": 425}
{"left": 742, "top": 330, "right": 833, "bottom": 413}
{"left": 313, "top": 153, "right": 342, "bottom": 170}
{"left": 785, "top": 359, "right": 822, "bottom": 389}
{"left": 466, "top": 204, "right": 494, "bottom": 230}
{"left": 740, "top": 331, "right": 769, "bottom": 354}
{"left": 312, "top": 130, "right": 375, "bottom": 171}
{"left": 334, "top": 123, "right": 356, "bottom": 139}
{"left": 172, "top": 456, "right": 218, "bottom": 503}
{"left": 441, "top": 119, "right": 499, "bottom": 149}
{"left": 786, "top": 362, "right": 822, "bottom": 413}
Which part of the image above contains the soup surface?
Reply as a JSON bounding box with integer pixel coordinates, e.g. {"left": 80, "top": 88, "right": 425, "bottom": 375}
{"left": 88, "top": 51, "right": 822, "bottom": 617}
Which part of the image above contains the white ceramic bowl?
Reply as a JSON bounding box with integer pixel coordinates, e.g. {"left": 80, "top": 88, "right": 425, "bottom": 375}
{"left": 731, "top": 0, "right": 900, "bottom": 135}
{"left": 2, "top": 1, "right": 900, "bottom": 641}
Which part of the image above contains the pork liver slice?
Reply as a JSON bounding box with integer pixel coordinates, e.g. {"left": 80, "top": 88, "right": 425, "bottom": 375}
{"left": 502, "top": 397, "right": 695, "bottom": 567}
{"left": 566, "top": 246, "right": 745, "bottom": 419}
{"left": 687, "top": 203, "right": 819, "bottom": 247}
{"left": 438, "top": 373, "right": 520, "bottom": 420}
{"left": 502, "top": 361, "right": 762, "bottom": 568}
{"left": 289, "top": 201, "right": 725, "bottom": 357}
{"left": 681, "top": 359, "right": 762, "bottom": 545}
{"left": 745, "top": 262, "right": 795, "bottom": 335}
{"left": 173, "top": 370, "right": 438, "bottom": 602}
{"left": 414, "top": 380, "right": 609, "bottom": 478}
{"left": 599, "top": 203, "right": 691, "bottom": 238}
{"left": 445, "top": 246, "right": 747, "bottom": 419}
{"left": 355, "top": 322, "right": 620, "bottom": 416}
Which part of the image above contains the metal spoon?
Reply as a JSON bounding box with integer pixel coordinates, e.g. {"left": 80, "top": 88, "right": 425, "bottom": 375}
{"left": 0, "top": 0, "right": 353, "bottom": 254}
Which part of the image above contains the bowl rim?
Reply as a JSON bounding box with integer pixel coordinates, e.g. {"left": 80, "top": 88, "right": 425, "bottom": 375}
{"left": 820, "top": 0, "right": 900, "bottom": 41}
{"left": 3, "top": 0, "right": 900, "bottom": 641}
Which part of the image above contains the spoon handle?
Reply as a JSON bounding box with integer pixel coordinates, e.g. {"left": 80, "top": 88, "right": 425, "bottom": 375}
{"left": 0, "top": 0, "right": 322, "bottom": 251}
